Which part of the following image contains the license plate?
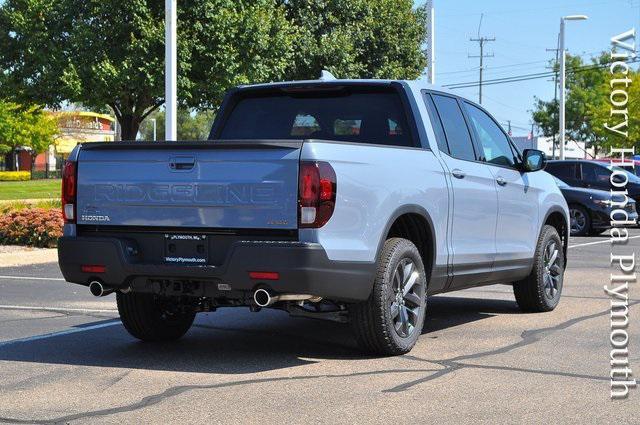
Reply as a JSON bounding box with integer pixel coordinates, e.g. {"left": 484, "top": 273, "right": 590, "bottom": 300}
{"left": 164, "top": 234, "right": 208, "bottom": 264}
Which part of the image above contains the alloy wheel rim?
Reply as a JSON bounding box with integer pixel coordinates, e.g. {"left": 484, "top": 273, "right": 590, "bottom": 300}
{"left": 543, "top": 241, "right": 562, "bottom": 299}
{"left": 570, "top": 209, "right": 586, "bottom": 233}
{"left": 390, "top": 258, "right": 424, "bottom": 338}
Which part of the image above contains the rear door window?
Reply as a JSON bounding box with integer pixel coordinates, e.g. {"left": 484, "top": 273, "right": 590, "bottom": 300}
{"left": 219, "top": 87, "right": 415, "bottom": 147}
{"left": 546, "top": 162, "right": 578, "bottom": 182}
{"left": 423, "top": 93, "right": 450, "bottom": 154}
{"left": 581, "top": 163, "right": 611, "bottom": 188}
{"left": 431, "top": 94, "right": 476, "bottom": 161}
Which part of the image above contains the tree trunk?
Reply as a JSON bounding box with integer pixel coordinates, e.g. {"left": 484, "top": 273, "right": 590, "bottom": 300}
{"left": 119, "top": 114, "right": 142, "bottom": 141}
{"left": 30, "top": 153, "right": 37, "bottom": 178}
{"left": 7, "top": 149, "right": 17, "bottom": 171}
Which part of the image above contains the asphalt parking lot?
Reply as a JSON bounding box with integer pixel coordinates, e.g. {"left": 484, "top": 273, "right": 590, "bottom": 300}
{"left": 0, "top": 231, "right": 638, "bottom": 424}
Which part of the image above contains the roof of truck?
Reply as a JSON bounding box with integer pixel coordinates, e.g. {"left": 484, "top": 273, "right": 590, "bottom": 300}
{"left": 236, "top": 78, "right": 455, "bottom": 95}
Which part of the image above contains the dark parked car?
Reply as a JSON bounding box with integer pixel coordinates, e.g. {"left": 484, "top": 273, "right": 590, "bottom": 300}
{"left": 553, "top": 177, "right": 637, "bottom": 236}
{"left": 546, "top": 160, "right": 640, "bottom": 204}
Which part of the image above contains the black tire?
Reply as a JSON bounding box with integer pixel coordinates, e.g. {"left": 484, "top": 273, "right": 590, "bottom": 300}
{"left": 513, "top": 225, "right": 565, "bottom": 312}
{"left": 350, "top": 238, "right": 427, "bottom": 356}
{"left": 569, "top": 204, "right": 591, "bottom": 236}
{"left": 117, "top": 292, "right": 196, "bottom": 341}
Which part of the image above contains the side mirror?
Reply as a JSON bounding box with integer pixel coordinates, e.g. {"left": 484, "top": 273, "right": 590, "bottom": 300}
{"left": 522, "top": 149, "right": 546, "bottom": 172}
{"left": 612, "top": 173, "right": 626, "bottom": 184}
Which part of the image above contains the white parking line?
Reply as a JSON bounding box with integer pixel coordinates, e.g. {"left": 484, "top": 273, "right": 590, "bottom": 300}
{"left": 0, "top": 320, "right": 121, "bottom": 348}
{"left": 568, "top": 235, "right": 640, "bottom": 249}
{"left": 0, "top": 305, "right": 117, "bottom": 314}
{"left": 0, "top": 275, "right": 65, "bottom": 281}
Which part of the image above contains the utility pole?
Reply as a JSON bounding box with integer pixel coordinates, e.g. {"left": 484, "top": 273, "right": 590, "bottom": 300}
{"left": 469, "top": 15, "right": 494, "bottom": 104}
{"left": 507, "top": 120, "right": 512, "bottom": 137}
{"left": 425, "top": 0, "right": 435, "bottom": 84}
{"left": 165, "top": 0, "right": 178, "bottom": 141}
{"left": 546, "top": 36, "right": 560, "bottom": 159}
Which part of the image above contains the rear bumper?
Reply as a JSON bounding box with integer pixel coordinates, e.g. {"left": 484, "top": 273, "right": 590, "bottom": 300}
{"left": 57, "top": 237, "right": 375, "bottom": 302}
{"left": 591, "top": 208, "right": 638, "bottom": 230}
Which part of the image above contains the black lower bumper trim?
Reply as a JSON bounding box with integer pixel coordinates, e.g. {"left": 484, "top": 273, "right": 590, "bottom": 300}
{"left": 58, "top": 236, "right": 375, "bottom": 302}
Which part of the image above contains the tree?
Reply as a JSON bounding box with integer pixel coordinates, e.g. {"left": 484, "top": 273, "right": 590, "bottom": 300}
{"left": 0, "top": 0, "right": 428, "bottom": 140}
{"left": 531, "top": 53, "right": 639, "bottom": 155}
{"left": 280, "top": 0, "right": 428, "bottom": 80}
{"left": 0, "top": 102, "right": 57, "bottom": 171}
{"left": 589, "top": 68, "right": 640, "bottom": 152}
{"left": 0, "top": 0, "right": 296, "bottom": 140}
{"left": 24, "top": 110, "right": 59, "bottom": 171}
{"left": 139, "top": 109, "right": 215, "bottom": 141}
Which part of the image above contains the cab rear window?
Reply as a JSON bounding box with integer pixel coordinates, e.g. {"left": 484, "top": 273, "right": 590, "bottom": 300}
{"left": 218, "top": 87, "right": 415, "bottom": 147}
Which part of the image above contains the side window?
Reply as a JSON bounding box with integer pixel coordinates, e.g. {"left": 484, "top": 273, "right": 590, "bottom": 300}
{"left": 547, "top": 162, "right": 577, "bottom": 180}
{"left": 431, "top": 94, "right": 476, "bottom": 161}
{"left": 463, "top": 102, "right": 517, "bottom": 167}
{"left": 423, "top": 93, "right": 449, "bottom": 154}
{"left": 581, "top": 163, "right": 611, "bottom": 184}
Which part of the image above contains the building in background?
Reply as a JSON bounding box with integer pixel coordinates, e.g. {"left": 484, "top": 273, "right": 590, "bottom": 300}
{"left": 511, "top": 136, "right": 595, "bottom": 160}
{"left": 16, "top": 111, "right": 115, "bottom": 174}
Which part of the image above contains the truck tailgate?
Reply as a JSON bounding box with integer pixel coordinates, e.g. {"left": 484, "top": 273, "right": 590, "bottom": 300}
{"left": 76, "top": 141, "right": 301, "bottom": 229}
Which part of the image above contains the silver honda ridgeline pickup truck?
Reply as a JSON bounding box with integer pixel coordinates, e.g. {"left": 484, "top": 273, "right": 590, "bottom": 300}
{"left": 58, "top": 77, "right": 569, "bottom": 355}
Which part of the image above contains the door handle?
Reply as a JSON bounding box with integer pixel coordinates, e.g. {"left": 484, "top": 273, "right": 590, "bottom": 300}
{"left": 169, "top": 156, "right": 196, "bottom": 171}
{"left": 496, "top": 176, "right": 507, "bottom": 186}
{"left": 451, "top": 169, "right": 466, "bottom": 179}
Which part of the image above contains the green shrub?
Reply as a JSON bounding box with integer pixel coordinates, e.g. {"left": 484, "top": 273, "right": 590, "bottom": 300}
{"left": 0, "top": 171, "right": 31, "bottom": 181}
{"left": 31, "top": 170, "right": 62, "bottom": 180}
{"left": 0, "top": 207, "right": 63, "bottom": 248}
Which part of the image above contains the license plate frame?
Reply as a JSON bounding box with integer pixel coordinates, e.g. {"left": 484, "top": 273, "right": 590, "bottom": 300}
{"left": 164, "top": 234, "right": 208, "bottom": 265}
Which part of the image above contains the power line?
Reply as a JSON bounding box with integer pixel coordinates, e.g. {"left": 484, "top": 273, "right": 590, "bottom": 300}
{"left": 443, "top": 58, "right": 640, "bottom": 89}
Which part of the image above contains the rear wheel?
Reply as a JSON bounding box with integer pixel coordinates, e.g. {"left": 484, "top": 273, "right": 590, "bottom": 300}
{"left": 569, "top": 205, "right": 590, "bottom": 236}
{"left": 117, "top": 292, "right": 196, "bottom": 341}
{"left": 513, "top": 225, "right": 565, "bottom": 312}
{"left": 350, "top": 238, "right": 427, "bottom": 355}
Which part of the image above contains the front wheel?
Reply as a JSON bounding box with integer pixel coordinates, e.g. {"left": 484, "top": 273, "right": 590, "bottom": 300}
{"left": 350, "top": 238, "right": 427, "bottom": 355}
{"left": 569, "top": 205, "right": 590, "bottom": 236}
{"left": 513, "top": 225, "right": 565, "bottom": 312}
{"left": 117, "top": 292, "right": 196, "bottom": 341}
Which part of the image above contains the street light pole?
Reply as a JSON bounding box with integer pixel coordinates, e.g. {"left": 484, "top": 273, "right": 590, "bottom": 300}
{"left": 559, "top": 15, "right": 588, "bottom": 160}
{"left": 165, "top": 0, "right": 177, "bottom": 141}
{"left": 559, "top": 19, "right": 566, "bottom": 160}
{"left": 425, "top": 0, "right": 435, "bottom": 84}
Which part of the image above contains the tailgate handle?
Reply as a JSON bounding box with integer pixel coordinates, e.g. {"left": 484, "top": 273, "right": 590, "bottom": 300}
{"left": 169, "top": 156, "right": 196, "bottom": 171}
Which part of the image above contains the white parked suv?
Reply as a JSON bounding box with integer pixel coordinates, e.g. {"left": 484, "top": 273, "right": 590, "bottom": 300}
{"left": 58, "top": 77, "right": 570, "bottom": 355}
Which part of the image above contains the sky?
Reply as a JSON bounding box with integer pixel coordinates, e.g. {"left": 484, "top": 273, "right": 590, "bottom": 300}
{"left": 416, "top": 0, "right": 640, "bottom": 136}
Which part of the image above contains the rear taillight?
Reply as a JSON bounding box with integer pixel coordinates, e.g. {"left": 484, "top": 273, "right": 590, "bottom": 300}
{"left": 62, "top": 160, "right": 77, "bottom": 223}
{"left": 298, "top": 161, "right": 336, "bottom": 228}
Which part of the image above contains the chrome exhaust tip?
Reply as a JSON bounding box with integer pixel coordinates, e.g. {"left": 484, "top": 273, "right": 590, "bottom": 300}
{"left": 89, "top": 281, "right": 114, "bottom": 297}
{"left": 253, "top": 288, "right": 272, "bottom": 307}
{"left": 253, "top": 289, "right": 322, "bottom": 307}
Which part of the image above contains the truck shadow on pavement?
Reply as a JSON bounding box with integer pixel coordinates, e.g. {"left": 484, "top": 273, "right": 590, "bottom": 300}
{"left": 0, "top": 296, "right": 519, "bottom": 374}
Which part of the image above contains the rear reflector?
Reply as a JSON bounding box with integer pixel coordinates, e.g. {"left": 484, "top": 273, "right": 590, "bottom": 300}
{"left": 81, "top": 265, "right": 106, "bottom": 274}
{"left": 249, "top": 271, "right": 280, "bottom": 281}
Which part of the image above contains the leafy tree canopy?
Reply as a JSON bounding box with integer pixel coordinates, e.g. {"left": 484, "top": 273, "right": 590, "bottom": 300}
{"left": 279, "top": 0, "right": 427, "bottom": 80}
{"left": 0, "top": 0, "right": 428, "bottom": 140}
{"left": 139, "top": 108, "right": 215, "bottom": 141}
{"left": 531, "top": 53, "right": 639, "bottom": 154}
{"left": 0, "top": 102, "right": 58, "bottom": 170}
